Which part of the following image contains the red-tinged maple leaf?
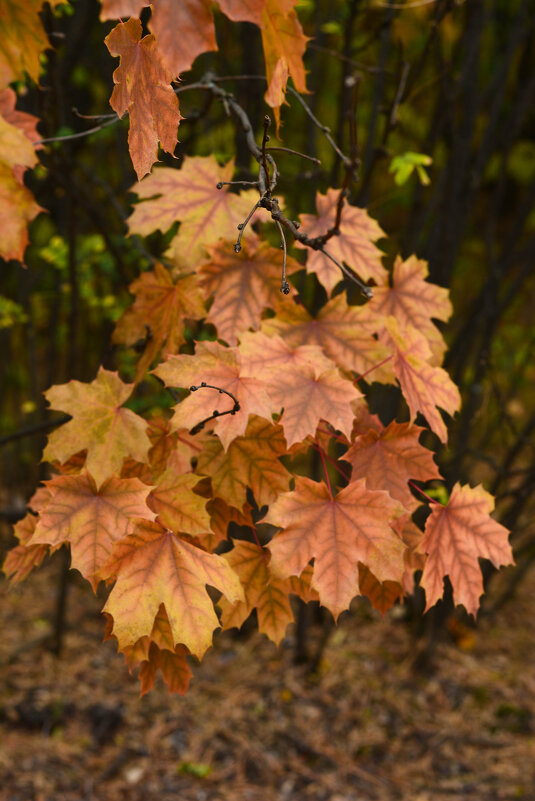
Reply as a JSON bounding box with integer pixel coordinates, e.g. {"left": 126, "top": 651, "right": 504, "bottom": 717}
{"left": 100, "top": 1, "right": 265, "bottom": 77}
{"left": 0, "top": 0, "right": 49, "bottom": 90}
{"left": 363, "top": 255, "right": 452, "bottom": 365}
{"left": 343, "top": 421, "right": 441, "bottom": 511}
{"left": 239, "top": 330, "right": 334, "bottom": 377}
{"left": 0, "top": 111, "right": 38, "bottom": 172}
{"left": 196, "top": 417, "right": 290, "bottom": 510}
{"left": 0, "top": 163, "right": 42, "bottom": 262}
{"left": 113, "top": 262, "right": 205, "bottom": 380}
{"left": 148, "top": 471, "right": 211, "bottom": 534}
{"left": 261, "top": 294, "right": 394, "bottom": 380}
{"left": 420, "top": 483, "right": 513, "bottom": 616}
{"left": 274, "top": 364, "right": 361, "bottom": 447}
{"left": 153, "top": 340, "right": 274, "bottom": 449}
{"left": 220, "top": 539, "right": 312, "bottom": 644}
{"left": 261, "top": 0, "right": 308, "bottom": 116}
{"left": 146, "top": 419, "right": 204, "bottom": 480}
{"left": 29, "top": 473, "right": 154, "bottom": 590}
{"left": 101, "top": 518, "right": 244, "bottom": 656}
{"left": 358, "top": 565, "right": 404, "bottom": 615}
{"left": 198, "top": 238, "right": 299, "bottom": 345}
{"left": 127, "top": 155, "right": 258, "bottom": 268}
{"left": 44, "top": 368, "right": 151, "bottom": 487}
{"left": 266, "top": 477, "right": 405, "bottom": 618}
{"left": 296, "top": 189, "right": 387, "bottom": 293}
{"left": 2, "top": 513, "right": 48, "bottom": 583}
{"left": 385, "top": 317, "right": 461, "bottom": 444}
{"left": 105, "top": 18, "right": 182, "bottom": 180}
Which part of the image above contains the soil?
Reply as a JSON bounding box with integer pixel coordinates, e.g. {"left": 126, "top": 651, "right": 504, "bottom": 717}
{"left": 0, "top": 549, "right": 534, "bottom": 801}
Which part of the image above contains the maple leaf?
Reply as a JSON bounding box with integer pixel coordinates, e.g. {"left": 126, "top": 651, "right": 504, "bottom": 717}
{"left": 198, "top": 238, "right": 299, "bottom": 345}
{"left": 153, "top": 340, "right": 274, "bottom": 449}
{"left": 138, "top": 641, "right": 192, "bottom": 696}
{"left": 0, "top": 0, "right": 48, "bottom": 90}
{"left": 105, "top": 17, "right": 182, "bottom": 179}
{"left": 44, "top": 368, "right": 151, "bottom": 487}
{"left": 296, "top": 189, "right": 387, "bottom": 293}
{"left": 266, "top": 477, "right": 405, "bottom": 618}
{"left": 238, "top": 330, "right": 362, "bottom": 446}
{"left": 343, "top": 421, "right": 441, "bottom": 511}
{"left": 358, "top": 565, "right": 404, "bottom": 615}
{"left": 363, "top": 255, "right": 452, "bottom": 364}
{"left": 206, "top": 497, "right": 254, "bottom": 548}
{"left": 0, "top": 163, "right": 42, "bottom": 262}
{"left": 113, "top": 262, "right": 205, "bottom": 380}
{"left": 2, "top": 513, "right": 48, "bottom": 583}
{"left": 127, "top": 155, "right": 258, "bottom": 268}
{"left": 148, "top": 471, "right": 211, "bottom": 534}
{"left": 385, "top": 317, "right": 461, "bottom": 444}
{"left": 261, "top": 294, "right": 394, "bottom": 380}
{"left": 261, "top": 0, "right": 308, "bottom": 115}
{"left": 101, "top": 519, "right": 244, "bottom": 655}
{"left": 196, "top": 416, "right": 290, "bottom": 509}
{"left": 99, "top": 1, "right": 145, "bottom": 20}
{"left": 220, "top": 539, "right": 312, "bottom": 644}
{"left": 420, "top": 483, "right": 513, "bottom": 616}
{"left": 29, "top": 473, "right": 154, "bottom": 590}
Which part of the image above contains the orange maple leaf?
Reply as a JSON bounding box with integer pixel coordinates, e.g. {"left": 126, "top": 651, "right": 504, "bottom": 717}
{"left": 0, "top": 0, "right": 49, "bottom": 90}
{"left": 29, "top": 473, "right": 154, "bottom": 591}
{"left": 44, "top": 368, "right": 152, "bottom": 487}
{"left": 261, "top": 0, "right": 308, "bottom": 116}
{"left": 343, "top": 421, "right": 441, "bottom": 511}
{"left": 101, "top": 519, "right": 243, "bottom": 655}
{"left": 358, "top": 565, "right": 404, "bottom": 616}
{"left": 385, "top": 317, "right": 461, "bottom": 443}
{"left": 0, "top": 163, "right": 42, "bottom": 262}
{"left": 2, "top": 513, "right": 48, "bottom": 583}
{"left": 420, "top": 483, "right": 513, "bottom": 616}
{"left": 128, "top": 155, "right": 258, "bottom": 268}
{"left": 296, "top": 189, "right": 387, "bottom": 293}
{"left": 206, "top": 497, "right": 254, "bottom": 548}
{"left": 153, "top": 340, "right": 274, "bottom": 449}
{"left": 105, "top": 17, "right": 182, "bottom": 179}
{"left": 196, "top": 416, "right": 290, "bottom": 509}
{"left": 266, "top": 477, "right": 405, "bottom": 618}
{"left": 363, "top": 255, "right": 452, "bottom": 364}
{"left": 113, "top": 262, "right": 205, "bottom": 380}
{"left": 220, "top": 540, "right": 314, "bottom": 644}
{"left": 261, "top": 293, "right": 394, "bottom": 380}
{"left": 198, "top": 237, "right": 299, "bottom": 345}
{"left": 148, "top": 471, "right": 211, "bottom": 534}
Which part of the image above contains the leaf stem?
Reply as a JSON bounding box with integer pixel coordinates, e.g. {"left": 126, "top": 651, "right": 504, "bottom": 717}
{"left": 317, "top": 445, "right": 333, "bottom": 498}
{"left": 409, "top": 480, "right": 442, "bottom": 506}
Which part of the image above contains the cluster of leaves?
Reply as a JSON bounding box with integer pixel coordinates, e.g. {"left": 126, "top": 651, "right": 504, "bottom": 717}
{"left": 1, "top": 0, "right": 514, "bottom": 697}
{"left": 4, "top": 149, "right": 513, "bottom": 694}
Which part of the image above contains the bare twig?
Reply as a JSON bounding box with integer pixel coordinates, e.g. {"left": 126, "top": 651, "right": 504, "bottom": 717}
{"left": 188, "top": 383, "right": 241, "bottom": 435}
{"left": 265, "top": 146, "right": 321, "bottom": 165}
{"left": 274, "top": 220, "right": 290, "bottom": 294}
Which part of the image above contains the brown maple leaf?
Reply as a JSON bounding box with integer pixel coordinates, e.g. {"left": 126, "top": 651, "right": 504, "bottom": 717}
{"left": 101, "top": 518, "right": 244, "bottom": 655}
{"left": 385, "top": 317, "right": 461, "bottom": 443}
{"left": 220, "top": 539, "right": 315, "bottom": 644}
{"left": 420, "top": 483, "right": 513, "bottom": 616}
{"left": 113, "top": 262, "right": 206, "bottom": 380}
{"left": 29, "top": 473, "right": 154, "bottom": 591}
{"left": 44, "top": 368, "right": 152, "bottom": 487}
{"left": 196, "top": 416, "right": 291, "bottom": 509}
{"left": 343, "top": 421, "right": 441, "bottom": 511}
{"left": 296, "top": 189, "right": 387, "bottom": 293}
{"left": 105, "top": 17, "right": 182, "bottom": 179}
{"left": 0, "top": 163, "right": 42, "bottom": 261}
{"left": 2, "top": 513, "right": 48, "bottom": 583}
{"left": 266, "top": 477, "right": 405, "bottom": 618}
{"left": 198, "top": 237, "right": 299, "bottom": 345}
{"left": 0, "top": 0, "right": 48, "bottom": 90}
{"left": 127, "top": 155, "right": 258, "bottom": 268}
{"left": 153, "top": 340, "right": 274, "bottom": 449}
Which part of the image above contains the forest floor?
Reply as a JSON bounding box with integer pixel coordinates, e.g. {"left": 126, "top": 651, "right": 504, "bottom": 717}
{"left": 0, "top": 546, "right": 534, "bottom": 801}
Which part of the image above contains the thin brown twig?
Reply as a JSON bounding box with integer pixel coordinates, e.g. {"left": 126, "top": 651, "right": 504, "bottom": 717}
{"left": 265, "top": 146, "right": 321, "bottom": 165}
{"left": 274, "top": 220, "right": 290, "bottom": 294}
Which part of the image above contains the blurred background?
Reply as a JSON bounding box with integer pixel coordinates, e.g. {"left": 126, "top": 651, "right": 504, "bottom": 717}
{"left": 1, "top": 1, "right": 535, "bottom": 798}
